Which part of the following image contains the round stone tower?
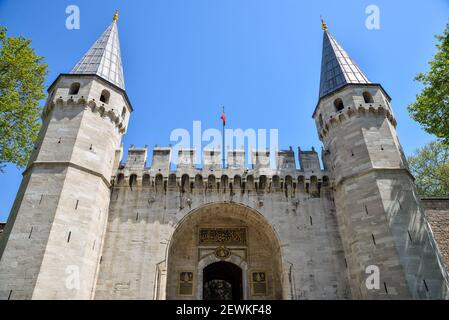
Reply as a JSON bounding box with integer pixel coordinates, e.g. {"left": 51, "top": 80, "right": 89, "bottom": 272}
{"left": 0, "top": 13, "right": 132, "bottom": 299}
{"left": 313, "top": 24, "right": 449, "bottom": 299}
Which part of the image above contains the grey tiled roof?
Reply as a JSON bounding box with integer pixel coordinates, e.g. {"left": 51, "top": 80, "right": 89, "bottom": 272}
{"left": 319, "top": 31, "right": 370, "bottom": 98}
{"left": 71, "top": 21, "right": 125, "bottom": 90}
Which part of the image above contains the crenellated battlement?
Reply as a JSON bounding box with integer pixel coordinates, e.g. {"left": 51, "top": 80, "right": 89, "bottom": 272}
{"left": 113, "top": 146, "right": 332, "bottom": 196}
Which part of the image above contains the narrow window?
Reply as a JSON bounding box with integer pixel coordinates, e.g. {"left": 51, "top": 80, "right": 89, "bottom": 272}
{"left": 121, "top": 107, "right": 127, "bottom": 119}
{"left": 319, "top": 114, "right": 324, "bottom": 127}
{"left": 334, "top": 98, "right": 344, "bottom": 112}
{"left": 363, "top": 91, "right": 374, "bottom": 104}
{"left": 100, "top": 89, "right": 110, "bottom": 104}
{"left": 69, "top": 82, "right": 80, "bottom": 95}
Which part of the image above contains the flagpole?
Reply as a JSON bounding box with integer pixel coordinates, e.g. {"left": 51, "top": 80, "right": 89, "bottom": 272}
{"left": 222, "top": 106, "right": 225, "bottom": 169}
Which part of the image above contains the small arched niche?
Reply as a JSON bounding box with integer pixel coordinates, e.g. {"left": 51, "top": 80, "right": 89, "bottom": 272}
{"left": 116, "top": 173, "right": 125, "bottom": 186}
{"left": 334, "top": 98, "right": 344, "bottom": 112}
{"left": 207, "top": 175, "right": 216, "bottom": 191}
{"left": 100, "top": 89, "right": 111, "bottom": 104}
{"left": 69, "top": 82, "right": 81, "bottom": 95}
{"left": 221, "top": 175, "right": 229, "bottom": 192}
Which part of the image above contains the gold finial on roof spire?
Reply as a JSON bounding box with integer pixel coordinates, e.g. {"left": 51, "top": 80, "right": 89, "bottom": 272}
{"left": 113, "top": 10, "right": 119, "bottom": 22}
{"left": 320, "top": 16, "right": 328, "bottom": 31}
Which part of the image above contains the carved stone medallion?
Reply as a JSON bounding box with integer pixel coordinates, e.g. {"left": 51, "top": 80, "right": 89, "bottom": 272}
{"left": 214, "top": 246, "right": 231, "bottom": 260}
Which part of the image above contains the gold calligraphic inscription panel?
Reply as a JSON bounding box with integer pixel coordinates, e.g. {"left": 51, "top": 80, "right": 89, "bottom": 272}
{"left": 198, "top": 228, "right": 247, "bottom": 246}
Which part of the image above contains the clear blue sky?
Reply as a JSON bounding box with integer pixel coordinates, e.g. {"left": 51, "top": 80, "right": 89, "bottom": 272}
{"left": 0, "top": 0, "right": 448, "bottom": 221}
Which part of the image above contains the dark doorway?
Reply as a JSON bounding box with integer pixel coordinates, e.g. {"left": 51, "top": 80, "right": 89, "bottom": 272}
{"left": 203, "top": 261, "right": 243, "bottom": 300}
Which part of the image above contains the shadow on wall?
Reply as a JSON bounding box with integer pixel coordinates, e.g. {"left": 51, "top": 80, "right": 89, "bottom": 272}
{"left": 384, "top": 175, "right": 449, "bottom": 299}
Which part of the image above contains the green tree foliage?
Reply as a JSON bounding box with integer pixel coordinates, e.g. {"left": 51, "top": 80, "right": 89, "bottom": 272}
{"left": 0, "top": 26, "right": 48, "bottom": 171}
{"left": 408, "top": 23, "right": 449, "bottom": 143}
{"left": 408, "top": 141, "right": 449, "bottom": 196}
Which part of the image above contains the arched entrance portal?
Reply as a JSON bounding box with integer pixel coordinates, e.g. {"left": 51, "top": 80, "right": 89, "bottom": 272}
{"left": 203, "top": 262, "right": 243, "bottom": 300}
{"left": 165, "top": 202, "right": 284, "bottom": 300}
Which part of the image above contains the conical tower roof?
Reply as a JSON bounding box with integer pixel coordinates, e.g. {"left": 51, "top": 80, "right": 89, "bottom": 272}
{"left": 319, "top": 28, "right": 370, "bottom": 98}
{"left": 70, "top": 11, "right": 125, "bottom": 90}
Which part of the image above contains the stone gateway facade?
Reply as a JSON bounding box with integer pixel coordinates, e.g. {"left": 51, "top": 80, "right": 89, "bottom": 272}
{"left": 0, "top": 15, "right": 448, "bottom": 300}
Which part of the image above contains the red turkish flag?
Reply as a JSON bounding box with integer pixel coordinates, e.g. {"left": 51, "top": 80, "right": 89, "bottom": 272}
{"left": 220, "top": 112, "right": 226, "bottom": 126}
